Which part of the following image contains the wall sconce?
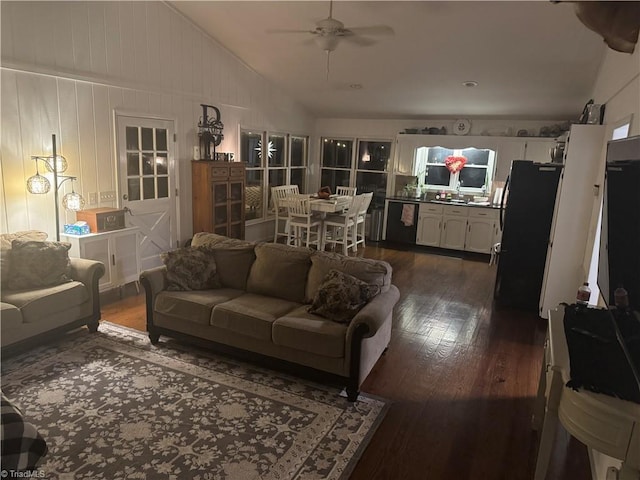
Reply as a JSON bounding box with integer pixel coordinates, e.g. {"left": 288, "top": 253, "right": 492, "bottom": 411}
{"left": 26, "top": 134, "right": 85, "bottom": 241}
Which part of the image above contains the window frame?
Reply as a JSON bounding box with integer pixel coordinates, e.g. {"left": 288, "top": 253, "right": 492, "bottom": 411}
{"left": 419, "top": 146, "right": 496, "bottom": 194}
{"left": 240, "top": 128, "right": 309, "bottom": 224}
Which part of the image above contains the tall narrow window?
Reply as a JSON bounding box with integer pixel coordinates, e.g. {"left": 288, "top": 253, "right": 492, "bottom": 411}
{"left": 320, "top": 138, "right": 353, "bottom": 192}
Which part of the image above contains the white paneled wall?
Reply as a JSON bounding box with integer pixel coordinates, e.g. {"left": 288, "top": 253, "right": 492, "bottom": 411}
{"left": 1, "top": 1, "right": 313, "bottom": 242}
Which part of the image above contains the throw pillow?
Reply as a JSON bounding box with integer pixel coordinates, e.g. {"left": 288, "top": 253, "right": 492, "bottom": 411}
{"left": 308, "top": 269, "right": 380, "bottom": 323}
{"left": 1, "top": 231, "right": 48, "bottom": 285}
{"left": 8, "top": 240, "right": 72, "bottom": 290}
{"left": 161, "top": 247, "right": 221, "bottom": 291}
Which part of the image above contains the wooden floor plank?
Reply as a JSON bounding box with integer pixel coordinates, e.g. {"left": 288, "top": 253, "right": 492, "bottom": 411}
{"left": 101, "top": 242, "right": 590, "bottom": 479}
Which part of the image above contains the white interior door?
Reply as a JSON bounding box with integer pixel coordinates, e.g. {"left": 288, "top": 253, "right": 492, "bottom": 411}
{"left": 116, "top": 115, "right": 177, "bottom": 270}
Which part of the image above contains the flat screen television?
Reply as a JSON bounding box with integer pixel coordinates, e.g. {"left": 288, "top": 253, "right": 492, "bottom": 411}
{"left": 598, "top": 135, "right": 640, "bottom": 312}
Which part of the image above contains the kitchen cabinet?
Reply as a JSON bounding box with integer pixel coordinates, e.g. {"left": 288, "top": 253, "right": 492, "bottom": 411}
{"left": 192, "top": 161, "right": 246, "bottom": 239}
{"left": 416, "top": 203, "right": 443, "bottom": 246}
{"left": 384, "top": 200, "right": 418, "bottom": 244}
{"left": 61, "top": 227, "right": 141, "bottom": 293}
{"left": 440, "top": 205, "right": 468, "bottom": 250}
{"left": 465, "top": 207, "right": 500, "bottom": 253}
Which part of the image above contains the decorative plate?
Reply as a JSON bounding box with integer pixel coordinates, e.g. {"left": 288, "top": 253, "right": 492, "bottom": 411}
{"left": 453, "top": 118, "right": 471, "bottom": 135}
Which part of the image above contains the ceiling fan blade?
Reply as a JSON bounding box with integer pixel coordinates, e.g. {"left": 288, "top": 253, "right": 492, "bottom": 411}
{"left": 345, "top": 25, "right": 395, "bottom": 36}
{"left": 266, "top": 28, "right": 313, "bottom": 34}
{"left": 341, "top": 35, "right": 376, "bottom": 47}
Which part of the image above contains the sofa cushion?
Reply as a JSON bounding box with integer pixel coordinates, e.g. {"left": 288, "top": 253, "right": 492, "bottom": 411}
{"left": 1, "top": 231, "right": 48, "bottom": 286}
{"left": 273, "top": 305, "right": 347, "bottom": 358}
{"left": 212, "top": 293, "right": 300, "bottom": 341}
{"left": 308, "top": 270, "right": 380, "bottom": 324}
{"left": 2, "top": 281, "right": 88, "bottom": 323}
{"left": 0, "top": 302, "right": 23, "bottom": 330}
{"left": 208, "top": 247, "right": 256, "bottom": 291}
{"left": 8, "top": 240, "right": 72, "bottom": 290}
{"left": 246, "top": 243, "right": 312, "bottom": 303}
{"left": 305, "top": 250, "right": 392, "bottom": 303}
{"left": 191, "top": 232, "right": 254, "bottom": 249}
{"left": 161, "top": 247, "right": 220, "bottom": 291}
{"left": 154, "top": 288, "right": 244, "bottom": 326}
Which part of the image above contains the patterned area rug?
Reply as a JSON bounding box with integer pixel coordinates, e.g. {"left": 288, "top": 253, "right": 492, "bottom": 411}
{"left": 1, "top": 323, "right": 388, "bottom": 479}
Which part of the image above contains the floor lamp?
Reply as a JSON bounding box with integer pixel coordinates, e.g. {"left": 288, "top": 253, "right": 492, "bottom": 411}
{"left": 26, "top": 134, "right": 85, "bottom": 241}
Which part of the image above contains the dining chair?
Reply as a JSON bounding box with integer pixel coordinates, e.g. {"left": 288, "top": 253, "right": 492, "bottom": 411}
{"left": 271, "top": 185, "right": 299, "bottom": 243}
{"left": 354, "top": 192, "right": 374, "bottom": 251}
{"left": 321, "top": 194, "right": 363, "bottom": 255}
{"left": 286, "top": 195, "right": 322, "bottom": 249}
{"left": 335, "top": 186, "right": 357, "bottom": 196}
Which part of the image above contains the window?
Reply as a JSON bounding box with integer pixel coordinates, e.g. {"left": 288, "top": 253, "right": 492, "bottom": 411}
{"left": 321, "top": 137, "right": 391, "bottom": 211}
{"left": 418, "top": 146, "right": 496, "bottom": 193}
{"left": 240, "top": 129, "right": 309, "bottom": 222}
{"left": 356, "top": 140, "right": 390, "bottom": 209}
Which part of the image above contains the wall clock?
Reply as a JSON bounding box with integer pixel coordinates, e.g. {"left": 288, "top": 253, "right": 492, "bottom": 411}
{"left": 453, "top": 118, "right": 471, "bottom": 135}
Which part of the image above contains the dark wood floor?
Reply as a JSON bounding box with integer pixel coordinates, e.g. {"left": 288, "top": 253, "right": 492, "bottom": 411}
{"left": 101, "top": 242, "right": 590, "bottom": 479}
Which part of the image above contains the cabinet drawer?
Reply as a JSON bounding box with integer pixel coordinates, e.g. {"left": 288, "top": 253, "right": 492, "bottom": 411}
{"left": 210, "top": 165, "right": 230, "bottom": 178}
{"left": 442, "top": 205, "right": 468, "bottom": 217}
{"left": 419, "top": 203, "right": 443, "bottom": 214}
{"left": 229, "top": 166, "right": 245, "bottom": 177}
{"left": 468, "top": 207, "right": 499, "bottom": 220}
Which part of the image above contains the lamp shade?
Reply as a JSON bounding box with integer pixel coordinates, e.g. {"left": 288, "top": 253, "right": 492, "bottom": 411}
{"left": 43, "top": 154, "right": 68, "bottom": 173}
{"left": 62, "top": 191, "right": 85, "bottom": 211}
{"left": 26, "top": 173, "right": 51, "bottom": 194}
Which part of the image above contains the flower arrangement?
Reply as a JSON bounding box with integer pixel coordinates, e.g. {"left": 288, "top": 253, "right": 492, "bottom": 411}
{"left": 445, "top": 155, "right": 467, "bottom": 174}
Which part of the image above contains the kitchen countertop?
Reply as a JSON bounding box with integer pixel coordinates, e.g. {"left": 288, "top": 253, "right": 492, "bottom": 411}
{"left": 385, "top": 196, "right": 501, "bottom": 209}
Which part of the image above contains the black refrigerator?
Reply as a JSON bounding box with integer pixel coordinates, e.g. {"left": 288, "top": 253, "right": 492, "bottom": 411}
{"left": 494, "top": 160, "right": 563, "bottom": 311}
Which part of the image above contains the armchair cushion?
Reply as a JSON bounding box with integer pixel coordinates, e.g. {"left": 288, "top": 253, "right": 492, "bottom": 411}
{"left": 2, "top": 282, "right": 89, "bottom": 323}
{"left": 7, "top": 240, "right": 71, "bottom": 290}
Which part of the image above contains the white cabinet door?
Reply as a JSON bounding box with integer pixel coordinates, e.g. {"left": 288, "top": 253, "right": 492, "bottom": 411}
{"left": 417, "top": 214, "right": 442, "bottom": 246}
{"left": 416, "top": 203, "right": 443, "bottom": 246}
{"left": 62, "top": 227, "right": 141, "bottom": 292}
{"left": 440, "top": 216, "right": 467, "bottom": 250}
{"left": 465, "top": 208, "right": 500, "bottom": 253}
{"left": 465, "top": 218, "right": 495, "bottom": 253}
{"left": 394, "top": 136, "right": 416, "bottom": 174}
{"left": 524, "top": 139, "right": 556, "bottom": 164}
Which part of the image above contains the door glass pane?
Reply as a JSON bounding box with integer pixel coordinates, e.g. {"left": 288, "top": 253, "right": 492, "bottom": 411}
{"left": 143, "top": 178, "right": 155, "bottom": 199}
{"left": 157, "top": 177, "right": 169, "bottom": 198}
{"left": 156, "top": 129, "right": 167, "bottom": 151}
{"left": 142, "top": 153, "right": 155, "bottom": 175}
{"left": 128, "top": 178, "right": 141, "bottom": 201}
{"left": 156, "top": 153, "right": 168, "bottom": 175}
{"left": 230, "top": 182, "right": 243, "bottom": 201}
{"left": 127, "top": 153, "right": 140, "bottom": 175}
{"left": 268, "top": 134, "right": 286, "bottom": 167}
{"left": 357, "top": 141, "right": 390, "bottom": 171}
{"left": 141, "top": 128, "right": 154, "bottom": 150}
{"left": 126, "top": 126, "right": 138, "bottom": 150}
{"left": 241, "top": 131, "right": 263, "bottom": 168}
{"left": 214, "top": 184, "right": 227, "bottom": 203}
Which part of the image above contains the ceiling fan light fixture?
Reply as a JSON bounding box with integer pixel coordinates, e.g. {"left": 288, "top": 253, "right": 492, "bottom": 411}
{"left": 314, "top": 34, "right": 339, "bottom": 52}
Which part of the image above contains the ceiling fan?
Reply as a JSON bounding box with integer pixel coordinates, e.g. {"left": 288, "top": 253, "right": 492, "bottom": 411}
{"left": 268, "top": 0, "right": 394, "bottom": 79}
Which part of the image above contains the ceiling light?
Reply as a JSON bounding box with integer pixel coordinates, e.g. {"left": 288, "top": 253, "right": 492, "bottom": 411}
{"left": 462, "top": 80, "right": 479, "bottom": 88}
{"left": 350, "top": 84, "right": 363, "bottom": 90}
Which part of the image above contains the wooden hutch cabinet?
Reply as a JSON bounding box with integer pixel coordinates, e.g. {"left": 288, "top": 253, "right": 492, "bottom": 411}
{"left": 192, "top": 161, "right": 246, "bottom": 239}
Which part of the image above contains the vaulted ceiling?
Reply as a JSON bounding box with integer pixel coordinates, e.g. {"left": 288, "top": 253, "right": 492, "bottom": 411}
{"left": 170, "top": 1, "right": 608, "bottom": 120}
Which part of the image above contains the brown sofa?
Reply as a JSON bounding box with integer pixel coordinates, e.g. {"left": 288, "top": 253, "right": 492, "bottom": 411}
{"left": 140, "top": 232, "right": 399, "bottom": 401}
{"left": 1, "top": 231, "right": 105, "bottom": 357}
